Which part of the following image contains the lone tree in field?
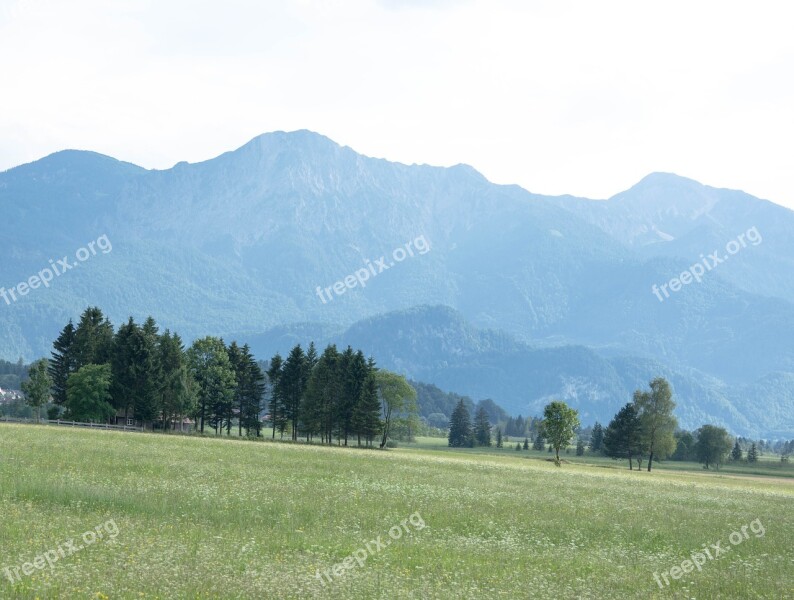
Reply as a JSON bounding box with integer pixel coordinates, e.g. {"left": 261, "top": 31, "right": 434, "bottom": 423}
{"left": 634, "top": 378, "right": 677, "bottom": 472}
{"left": 448, "top": 399, "right": 472, "bottom": 447}
{"left": 694, "top": 425, "right": 732, "bottom": 470}
{"left": 523, "top": 437, "right": 529, "bottom": 450}
{"left": 532, "top": 433, "right": 545, "bottom": 451}
{"left": 541, "top": 400, "right": 580, "bottom": 466}
{"left": 21, "top": 358, "right": 52, "bottom": 422}
{"left": 473, "top": 405, "right": 492, "bottom": 447}
{"left": 576, "top": 439, "right": 585, "bottom": 456}
{"left": 496, "top": 427, "right": 503, "bottom": 448}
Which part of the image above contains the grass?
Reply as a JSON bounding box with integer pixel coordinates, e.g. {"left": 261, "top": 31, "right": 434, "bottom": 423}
{"left": 408, "top": 436, "right": 794, "bottom": 478}
{"left": 0, "top": 424, "right": 792, "bottom": 599}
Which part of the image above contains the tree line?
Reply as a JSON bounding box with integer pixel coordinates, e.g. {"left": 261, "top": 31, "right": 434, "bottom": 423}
{"left": 448, "top": 397, "right": 580, "bottom": 466}
{"left": 265, "top": 342, "right": 417, "bottom": 447}
{"left": 445, "top": 376, "right": 792, "bottom": 472}
{"left": 19, "top": 307, "right": 417, "bottom": 447}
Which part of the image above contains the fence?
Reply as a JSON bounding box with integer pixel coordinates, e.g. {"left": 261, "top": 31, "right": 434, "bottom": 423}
{"left": 0, "top": 416, "right": 144, "bottom": 432}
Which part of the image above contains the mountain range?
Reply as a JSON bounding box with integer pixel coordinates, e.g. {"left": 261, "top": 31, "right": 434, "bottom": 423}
{"left": 1, "top": 130, "right": 793, "bottom": 437}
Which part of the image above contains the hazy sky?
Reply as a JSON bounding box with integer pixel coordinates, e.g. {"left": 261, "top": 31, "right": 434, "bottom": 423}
{"left": 1, "top": 0, "right": 792, "bottom": 206}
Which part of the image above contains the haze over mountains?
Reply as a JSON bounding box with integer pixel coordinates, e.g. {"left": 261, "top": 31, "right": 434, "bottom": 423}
{"left": 2, "top": 130, "right": 793, "bottom": 437}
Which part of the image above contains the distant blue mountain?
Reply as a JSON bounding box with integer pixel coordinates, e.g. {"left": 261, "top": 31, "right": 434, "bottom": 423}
{"left": 2, "top": 130, "right": 793, "bottom": 436}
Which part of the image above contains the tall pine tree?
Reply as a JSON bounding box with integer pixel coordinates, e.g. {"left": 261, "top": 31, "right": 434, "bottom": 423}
{"left": 448, "top": 400, "right": 472, "bottom": 448}
{"left": 49, "top": 320, "right": 76, "bottom": 406}
{"left": 279, "top": 345, "right": 307, "bottom": 441}
{"left": 590, "top": 422, "right": 604, "bottom": 452}
{"left": 353, "top": 358, "right": 382, "bottom": 447}
{"left": 267, "top": 354, "right": 285, "bottom": 439}
{"left": 603, "top": 403, "right": 644, "bottom": 470}
{"left": 72, "top": 307, "right": 114, "bottom": 368}
{"left": 473, "top": 405, "right": 491, "bottom": 447}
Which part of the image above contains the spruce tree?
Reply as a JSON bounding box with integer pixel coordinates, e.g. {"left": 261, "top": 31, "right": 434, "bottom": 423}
{"left": 279, "top": 345, "right": 307, "bottom": 441}
{"left": 447, "top": 399, "right": 472, "bottom": 447}
{"left": 301, "top": 345, "right": 340, "bottom": 444}
{"left": 334, "top": 346, "right": 354, "bottom": 444}
{"left": 576, "top": 439, "right": 585, "bottom": 456}
{"left": 590, "top": 422, "right": 604, "bottom": 452}
{"left": 354, "top": 364, "right": 382, "bottom": 447}
{"left": 603, "top": 403, "right": 644, "bottom": 470}
{"left": 731, "top": 440, "right": 743, "bottom": 461}
{"left": 138, "top": 316, "right": 161, "bottom": 424}
{"left": 157, "top": 331, "right": 195, "bottom": 432}
{"left": 523, "top": 437, "right": 529, "bottom": 450}
{"left": 338, "top": 347, "right": 366, "bottom": 445}
{"left": 229, "top": 343, "right": 265, "bottom": 436}
{"left": 747, "top": 442, "right": 759, "bottom": 463}
{"left": 305, "top": 342, "right": 318, "bottom": 371}
{"left": 267, "top": 354, "right": 285, "bottom": 439}
{"left": 533, "top": 433, "right": 545, "bottom": 451}
{"left": 228, "top": 342, "right": 244, "bottom": 434}
{"left": 72, "top": 307, "right": 114, "bottom": 368}
{"left": 496, "top": 427, "right": 503, "bottom": 448}
{"left": 473, "top": 405, "right": 491, "bottom": 446}
{"left": 110, "top": 317, "right": 158, "bottom": 425}
{"left": 49, "top": 320, "right": 76, "bottom": 406}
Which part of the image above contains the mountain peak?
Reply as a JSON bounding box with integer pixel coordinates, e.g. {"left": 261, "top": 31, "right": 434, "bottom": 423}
{"left": 4, "top": 149, "right": 144, "bottom": 177}
{"left": 624, "top": 172, "right": 705, "bottom": 195}
{"left": 232, "top": 129, "right": 348, "bottom": 161}
{"left": 246, "top": 129, "right": 341, "bottom": 150}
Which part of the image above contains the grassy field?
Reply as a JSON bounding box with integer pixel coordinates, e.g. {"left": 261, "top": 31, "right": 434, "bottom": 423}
{"left": 0, "top": 424, "right": 792, "bottom": 599}
{"left": 408, "top": 436, "right": 794, "bottom": 479}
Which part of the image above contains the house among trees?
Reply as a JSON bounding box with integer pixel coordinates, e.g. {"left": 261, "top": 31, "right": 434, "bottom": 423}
{"left": 113, "top": 409, "right": 195, "bottom": 432}
{"left": 113, "top": 408, "right": 152, "bottom": 430}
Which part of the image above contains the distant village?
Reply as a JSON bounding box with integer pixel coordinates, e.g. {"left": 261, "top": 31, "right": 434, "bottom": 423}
{"left": 0, "top": 386, "right": 24, "bottom": 404}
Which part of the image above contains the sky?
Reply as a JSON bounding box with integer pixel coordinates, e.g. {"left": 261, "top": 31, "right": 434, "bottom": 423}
{"left": 1, "top": 0, "right": 793, "bottom": 206}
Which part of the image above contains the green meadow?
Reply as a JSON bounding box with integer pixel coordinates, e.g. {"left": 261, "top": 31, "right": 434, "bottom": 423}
{"left": 0, "top": 424, "right": 791, "bottom": 599}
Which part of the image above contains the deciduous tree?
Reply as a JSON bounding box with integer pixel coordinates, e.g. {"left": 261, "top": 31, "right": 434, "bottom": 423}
{"left": 66, "top": 364, "right": 114, "bottom": 422}
{"left": 21, "top": 358, "right": 52, "bottom": 421}
{"left": 634, "top": 378, "right": 677, "bottom": 471}
{"left": 541, "top": 400, "right": 580, "bottom": 466}
{"left": 694, "top": 425, "right": 732, "bottom": 470}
